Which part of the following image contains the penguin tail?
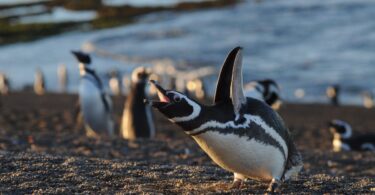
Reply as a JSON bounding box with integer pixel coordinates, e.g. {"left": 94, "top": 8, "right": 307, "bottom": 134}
{"left": 283, "top": 142, "right": 303, "bottom": 181}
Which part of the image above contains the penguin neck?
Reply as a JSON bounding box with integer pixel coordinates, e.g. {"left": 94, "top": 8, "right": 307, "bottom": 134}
{"left": 175, "top": 102, "right": 236, "bottom": 132}
{"left": 130, "top": 81, "right": 147, "bottom": 97}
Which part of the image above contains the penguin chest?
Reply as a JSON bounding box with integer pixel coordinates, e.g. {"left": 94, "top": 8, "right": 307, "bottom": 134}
{"left": 192, "top": 131, "right": 285, "bottom": 181}
{"left": 79, "top": 80, "right": 109, "bottom": 131}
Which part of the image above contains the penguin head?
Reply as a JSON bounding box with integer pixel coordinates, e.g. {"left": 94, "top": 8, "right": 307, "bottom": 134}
{"left": 258, "top": 79, "right": 281, "bottom": 107}
{"left": 71, "top": 51, "right": 91, "bottom": 64}
{"left": 131, "top": 67, "right": 150, "bottom": 84}
{"left": 146, "top": 80, "right": 201, "bottom": 122}
{"left": 71, "top": 51, "right": 93, "bottom": 76}
{"left": 245, "top": 79, "right": 281, "bottom": 109}
{"left": 328, "top": 119, "right": 352, "bottom": 139}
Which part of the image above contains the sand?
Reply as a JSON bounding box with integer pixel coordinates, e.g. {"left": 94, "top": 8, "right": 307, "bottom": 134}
{"left": 0, "top": 92, "right": 374, "bottom": 194}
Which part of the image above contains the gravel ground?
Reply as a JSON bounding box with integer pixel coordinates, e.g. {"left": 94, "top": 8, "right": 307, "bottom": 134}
{"left": 0, "top": 93, "right": 374, "bottom": 194}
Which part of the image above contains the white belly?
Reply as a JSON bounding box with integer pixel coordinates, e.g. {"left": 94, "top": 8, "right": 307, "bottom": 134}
{"left": 79, "top": 80, "right": 112, "bottom": 134}
{"left": 193, "top": 131, "right": 285, "bottom": 181}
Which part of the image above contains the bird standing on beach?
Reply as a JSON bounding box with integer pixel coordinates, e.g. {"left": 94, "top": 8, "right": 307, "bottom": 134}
{"left": 121, "top": 67, "right": 155, "bottom": 140}
{"left": 109, "top": 70, "right": 121, "bottom": 96}
{"left": 71, "top": 51, "right": 114, "bottom": 138}
{"left": 328, "top": 119, "right": 375, "bottom": 152}
{"left": 0, "top": 73, "right": 10, "bottom": 95}
{"left": 147, "top": 47, "right": 302, "bottom": 192}
{"left": 34, "top": 68, "right": 45, "bottom": 95}
{"left": 57, "top": 64, "right": 68, "bottom": 92}
{"left": 244, "top": 79, "right": 282, "bottom": 110}
{"left": 326, "top": 85, "right": 340, "bottom": 106}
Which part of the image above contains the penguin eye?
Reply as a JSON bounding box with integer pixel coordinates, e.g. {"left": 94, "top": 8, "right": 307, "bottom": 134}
{"left": 173, "top": 95, "right": 181, "bottom": 102}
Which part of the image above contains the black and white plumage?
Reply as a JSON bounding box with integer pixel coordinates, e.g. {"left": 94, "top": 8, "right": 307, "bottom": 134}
{"left": 121, "top": 67, "right": 155, "bottom": 140}
{"left": 244, "top": 79, "right": 281, "bottom": 110}
{"left": 0, "top": 73, "right": 10, "bottom": 95}
{"left": 72, "top": 51, "right": 114, "bottom": 138}
{"left": 147, "top": 47, "right": 302, "bottom": 192}
{"left": 109, "top": 70, "right": 121, "bottom": 96}
{"left": 328, "top": 119, "right": 375, "bottom": 152}
{"left": 34, "top": 68, "right": 45, "bottom": 95}
{"left": 57, "top": 64, "right": 68, "bottom": 92}
{"left": 362, "top": 91, "right": 374, "bottom": 109}
{"left": 326, "top": 85, "right": 340, "bottom": 106}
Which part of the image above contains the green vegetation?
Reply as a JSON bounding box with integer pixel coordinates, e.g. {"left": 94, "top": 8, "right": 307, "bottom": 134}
{"left": 0, "top": 0, "right": 239, "bottom": 45}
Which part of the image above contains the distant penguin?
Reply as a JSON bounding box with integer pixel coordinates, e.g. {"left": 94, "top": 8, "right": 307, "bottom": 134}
{"left": 362, "top": 91, "right": 374, "bottom": 109}
{"left": 328, "top": 119, "right": 375, "bottom": 152}
{"left": 294, "top": 88, "right": 305, "bottom": 99}
{"left": 326, "top": 85, "right": 340, "bottom": 106}
{"left": 147, "top": 47, "right": 302, "bottom": 192}
{"left": 0, "top": 73, "right": 10, "bottom": 95}
{"left": 109, "top": 70, "right": 121, "bottom": 96}
{"left": 71, "top": 51, "right": 114, "bottom": 138}
{"left": 121, "top": 67, "right": 155, "bottom": 140}
{"left": 57, "top": 64, "right": 68, "bottom": 92}
{"left": 122, "top": 75, "right": 131, "bottom": 95}
{"left": 244, "top": 79, "right": 282, "bottom": 110}
{"left": 34, "top": 68, "right": 45, "bottom": 95}
{"left": 186, "top": 78, "right": 206, "bottom": 101}
{"left": 148, "top": 73, "right": 162, "bottom": 97}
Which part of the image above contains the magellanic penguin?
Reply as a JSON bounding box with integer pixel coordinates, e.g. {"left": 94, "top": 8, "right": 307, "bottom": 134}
{"left": 71, "top": 51, "right": 114, "bottom": 138}
{"left": 326, "top": 85, "right": 340, "bottom": 106}
{"left": 109, "top": 70, "right": 121, "bottom": 96}
{"left": 121, "top": 67, "right": 155, "bottom": 140}
{"left": 328, "top": 119, "right": 375, "bottom": 152}
{"left": 34, "top": 68, "right": 45, "bottom": 95}
{"left": 57, "top": 64, "right": 68, "bottom": 92}
{"left": 0, "top": 73, "right": 10, "bottom": 95}
{"left": 146, "top": 47, "right": 303, "bottom": 192}
{"left": 244, "top": 79, "right": 282, "bottom": 110}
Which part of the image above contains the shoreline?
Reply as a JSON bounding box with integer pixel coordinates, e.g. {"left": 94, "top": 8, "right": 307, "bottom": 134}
{"left": 0, "top": 0, "right": 239, "bottom": 45}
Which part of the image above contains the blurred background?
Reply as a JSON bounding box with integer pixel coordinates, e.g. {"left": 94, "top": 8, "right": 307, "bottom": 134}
{"left": 1, "top": 0, "right": 375, "bottom": 105}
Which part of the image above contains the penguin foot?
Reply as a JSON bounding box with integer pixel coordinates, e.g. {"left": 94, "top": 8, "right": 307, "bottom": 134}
{"left": 230, "top": 179, "right": 243, "bottom": 189}
{"left": 266, "top": 178, "right": 280, "bottom": 193}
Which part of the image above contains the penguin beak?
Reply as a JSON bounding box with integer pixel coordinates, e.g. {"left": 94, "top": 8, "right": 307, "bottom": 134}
{"left": 145, "top": 80, "right": 170, "bottom": 108}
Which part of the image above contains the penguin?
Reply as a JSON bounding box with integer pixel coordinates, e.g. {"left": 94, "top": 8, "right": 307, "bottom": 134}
{"left": 146, "top": 47, "right": 302, "bottom": 192}
{"left": 362, "top": 91, "right": 374, "bottom": 109}
{"left": 34, "top": 68, "right": 45, "bottom": 95}
{"left": 328, "top": 119, "right": 375, "bottom": 152}
{"left": 122, "top": 75, "right": 131, "bottom": 96}
{"left": 0, "top": 73, "right": 10, "bottom": 95}
{"left": 244, "top": 79, "right": 282, "bottom": 110}
{"left": 57, "top": 64, "right": 68, "bottom": 92}
{"left": 71, "top": 51, "right": 114, "bottom": 138}
{"left": 121, "top": 67, "right": 155, "bottom": 140}
{"left": 326, "top": 85, "right": 340, "bottom": 106}
{"left": 109, "top": 70, "right": 121, "bottom": 96}
{"left": 186, "top": 78, "right": 206, "bottom": 101}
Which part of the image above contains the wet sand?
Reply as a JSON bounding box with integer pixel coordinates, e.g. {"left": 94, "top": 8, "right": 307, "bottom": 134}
{"left": 0, "top": 92, "right": 374, "bottom": 194}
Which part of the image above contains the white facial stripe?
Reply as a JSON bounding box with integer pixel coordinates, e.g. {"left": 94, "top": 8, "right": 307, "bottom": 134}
{"left": 168, "top": 92, "right": 201, "bottom": 122}
{"left": 361, "top": 143, "right": 375, "bottom": 151}
{"left": 332, "top": 120, "right": 352, "bottom": 139}
{"left": 186, "top": 114, "right": 288, "bottom": 157}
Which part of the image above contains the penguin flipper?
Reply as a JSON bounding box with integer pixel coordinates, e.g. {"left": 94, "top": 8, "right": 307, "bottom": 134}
{"left": 213, "top": 47, "right": 243, "bottom": 105}
{"left": 229, "top": 47, "right": 246, "bottom": 115}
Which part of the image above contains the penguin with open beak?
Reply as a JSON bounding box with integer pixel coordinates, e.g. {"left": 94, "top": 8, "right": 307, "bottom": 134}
{"left": 146, "top": 47, "right": 302, "bottom": 192}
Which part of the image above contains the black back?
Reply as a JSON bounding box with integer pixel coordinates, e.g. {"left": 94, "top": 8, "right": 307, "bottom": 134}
{"left": 125, "top": 81, "right": 152, "bottom": 138}
{"left": 342, "top": 134, "right": 375, "bottom": 151}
